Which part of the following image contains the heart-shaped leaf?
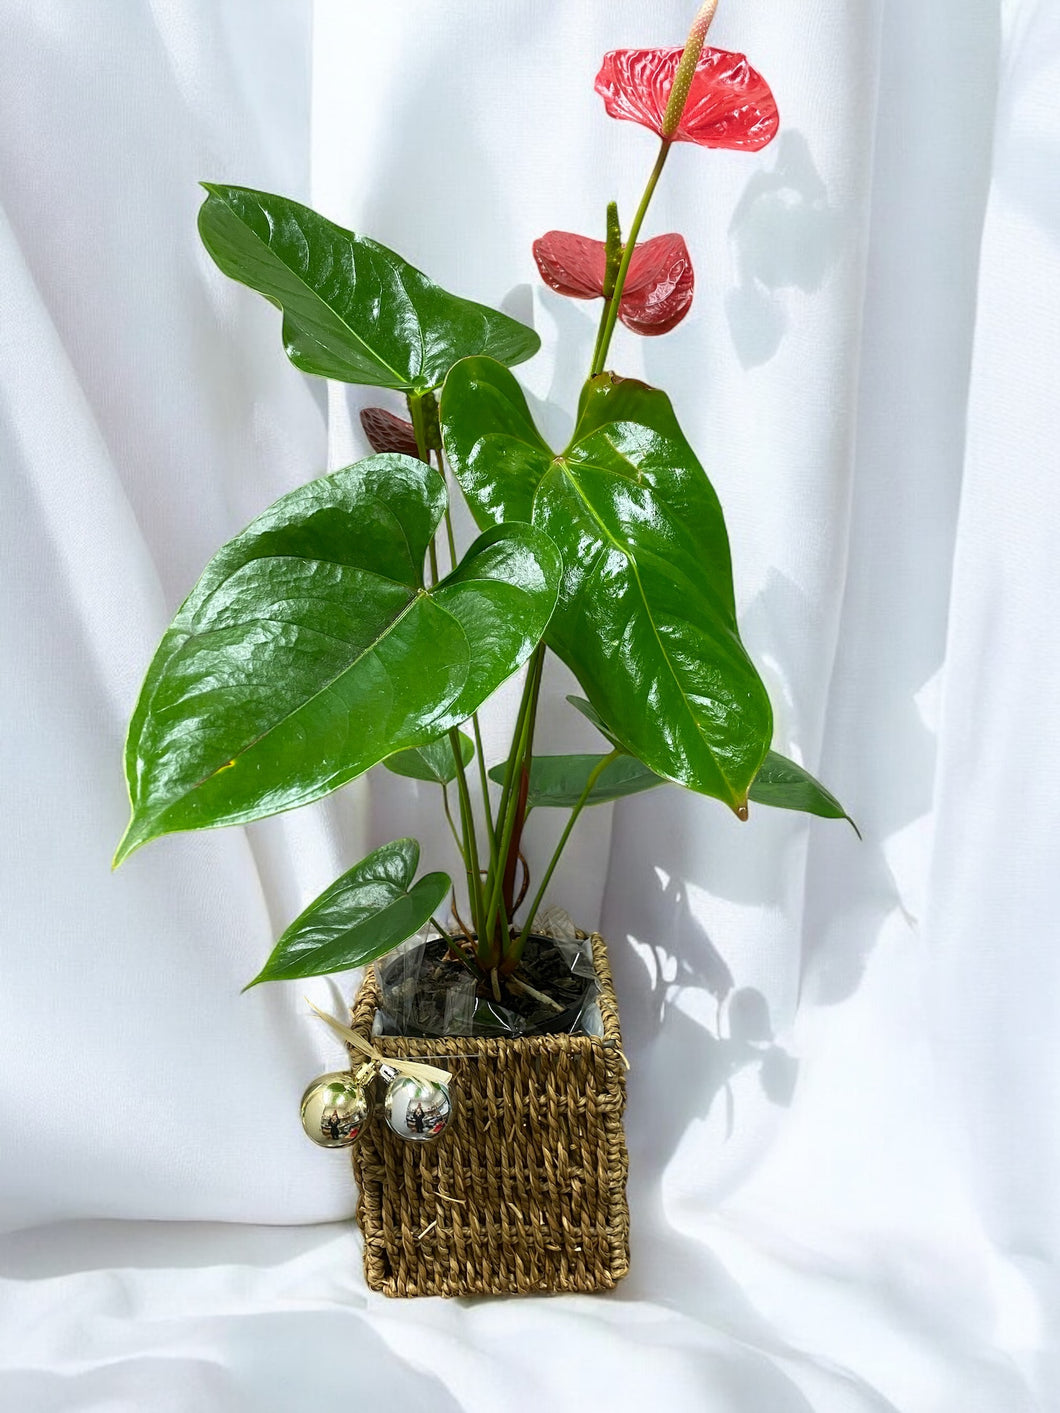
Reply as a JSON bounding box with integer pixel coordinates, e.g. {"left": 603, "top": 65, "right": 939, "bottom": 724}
{"left": 441, "top": 360, "right": 772, "bottom": 811}
{"left": 385, "top": 731, "right": 474, "bottom": 785}
{"left": 488, "top": 752, "right": 663, "bottom": 809}
{"left": 245, "top": 838, "right": 449, "bottom": 987}
{"left": 198, "top": 185, "right": 540, "bottom": 391}
{"left": 439, "top": 356, "right": 551, "bottom": 525}
{"left": 116, "top": 455, "right": 560, "bottom": 864}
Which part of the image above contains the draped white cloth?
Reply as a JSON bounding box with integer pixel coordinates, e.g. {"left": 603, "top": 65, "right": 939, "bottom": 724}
{"left": 2, "top": 1, "right": 1057, "bottom": 1408}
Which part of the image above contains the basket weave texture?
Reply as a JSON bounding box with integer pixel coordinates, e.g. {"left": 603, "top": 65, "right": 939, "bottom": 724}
{"left": 348, "top": 933, "right": 630, "bottom": 1297}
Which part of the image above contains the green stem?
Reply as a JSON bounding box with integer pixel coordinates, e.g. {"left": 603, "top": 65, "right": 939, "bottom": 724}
{"left": 429, "top": 914, "right": 456, "bottom": 949}
{"left": 589, "top": 201, "right": 623, "bottom": 373}
{"left": 432, "top": 915, "right": 481, "bottom": 976}
{"left": 483, "top": 644, "right": 544, "bottom": 947}
{"left": 441, "top": 783, "right": 465, "bottom": 862}
{"left": 491, "top": 694, "right": 529, "bottom": 864}
{"left": 408, "top": 391, "right": 443, "bottom": 586}
{"left": 470, "top": 710, "right": 505, "bottom": 958}
{"left": 432, "top": 448, "right": 459, "bottom": 573}
{"left": 472, "top": 714, "right": 498, "bottom": 860}
{"left": 501, "top": 642, "right": 545, "bottom": 927}
{"left": 444, "top": 510, "right": 458, "bottom": 574}
{"left": 449, "top": 727, "right": 486, "bottom": 944}
{"left": 407, "top": 390, "right": 441, "bottom": 462}
{"left": 588, "top": 294, "right": 613, "bottom": 379}
{"left": 512, "top": 749, "right": 620, "bottom": 962}
{"left": 488, "top": 655, "right": 538, "bottom": 896}
{"left": 589, "top": 140, "right": 672, "bottom": 378}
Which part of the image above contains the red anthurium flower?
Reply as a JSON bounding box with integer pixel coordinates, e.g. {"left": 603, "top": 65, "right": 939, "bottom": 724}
{"left": 533, "top": 230, "right": 694, "bottom": 336}
{"left": 360, "top": 406, "right": 420, "bottom": 458}
{"left": 595, "top": 47, "right": 778, "bottom": 151}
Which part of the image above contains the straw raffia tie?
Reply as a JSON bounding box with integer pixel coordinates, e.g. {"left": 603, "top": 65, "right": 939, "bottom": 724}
{"left": 306, "top": 998, "right": 452, "bottom": 1086}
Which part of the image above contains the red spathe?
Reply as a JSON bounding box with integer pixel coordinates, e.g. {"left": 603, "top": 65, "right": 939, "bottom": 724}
{"left": 533, "top": 231, "right": 694, "bottom": 335}
{"left": 595, "top": 47, "right": 778, "bottom": 151}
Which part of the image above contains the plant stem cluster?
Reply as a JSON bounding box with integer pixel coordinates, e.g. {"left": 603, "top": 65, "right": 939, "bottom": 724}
{"left": 410, "top": 114, "right": 688, "bottom": 980}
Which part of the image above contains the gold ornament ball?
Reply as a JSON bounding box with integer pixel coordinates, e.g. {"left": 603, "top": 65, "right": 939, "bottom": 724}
{"left": 300, "top": 1072, "right": 370, "bottom": 1148}
{"left": 383, "top": 1075, "right": 452, "bottom": 1142}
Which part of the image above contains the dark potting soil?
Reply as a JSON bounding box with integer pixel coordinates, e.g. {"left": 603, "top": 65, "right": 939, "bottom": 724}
{"left": 375, "top": 933, "right": 596, "bottom": 1039}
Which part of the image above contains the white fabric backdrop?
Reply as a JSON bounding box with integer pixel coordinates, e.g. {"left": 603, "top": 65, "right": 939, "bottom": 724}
{"left": 2, "top": 0, "right": 1058, "bottom": 1408}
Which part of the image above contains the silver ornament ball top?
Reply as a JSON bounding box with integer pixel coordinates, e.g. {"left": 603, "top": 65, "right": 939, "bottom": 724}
{"left": 300, "top": 1072, "right": 370, "bottom": 1148}
{"left": 383, "top": 1073, "right": 452, "bottom": 1142}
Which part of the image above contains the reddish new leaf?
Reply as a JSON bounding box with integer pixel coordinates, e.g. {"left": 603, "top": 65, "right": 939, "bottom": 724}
{"left": 533, "top": 231, "right": 694, "bottom": 336}
{"left": 360, "top": 406, "right": 420, "bottom": 459}
{"left": 595, "top": 47, "right": 778, "bottom": 151}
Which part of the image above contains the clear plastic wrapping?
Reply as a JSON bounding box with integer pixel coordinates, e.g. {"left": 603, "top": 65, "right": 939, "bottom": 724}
{"left": 374, "top": 909, "right": 599, "bottom": 1039}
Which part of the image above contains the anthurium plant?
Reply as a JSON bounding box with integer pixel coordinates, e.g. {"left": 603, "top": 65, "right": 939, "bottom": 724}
{"left": 115, "top": 3, "right": 852, "bottom": 1016}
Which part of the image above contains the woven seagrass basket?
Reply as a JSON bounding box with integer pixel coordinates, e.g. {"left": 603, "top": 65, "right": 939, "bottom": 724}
{"left": 348, "top": 932, "right": 630, "bottom": 1297}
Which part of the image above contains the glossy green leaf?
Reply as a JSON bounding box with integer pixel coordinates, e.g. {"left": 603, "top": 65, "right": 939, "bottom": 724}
{"left": 384, "top": 731, "right": 474, "bottom": 785}
{"left": 566, "top": 694, "right": 625, "bottom": 751}
{"left": 198, "top": 185, "right": 539, "bottom": 391}
{"left": 441, "top": 360, "right": 772, "bottom": 811}
{"left": 115, "top": 455, "right": 560, "bottom": 864}
{"left": 750, "top": 752, "right": 859, "bottom": 834}
{"left": 488, "top": 752, "right": 664, "bottom": 809}
{"left": 513, "top": 744, "right": 855, "bottom": 828}
{"left": 245, "top": 838, "right": 449, "bottom": 987}
{"left": 568, "top": 693, "right": 853, "bottom": 827}
{"left": 438, "top": 355, "right": 551, "bottom": 525}
{"left": 565, "top": 697, "right": 855, "bottom": 829}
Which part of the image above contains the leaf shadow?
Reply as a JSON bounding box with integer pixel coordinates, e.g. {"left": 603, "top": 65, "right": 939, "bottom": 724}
{"left": 724, "top": 129, "right": 841, "bottom": 369}
{"left": 605, "top": 857, "right": 799, "bottom": 1213}
{"left": 737, "top": 564, "right": 938, "bottom": 1006}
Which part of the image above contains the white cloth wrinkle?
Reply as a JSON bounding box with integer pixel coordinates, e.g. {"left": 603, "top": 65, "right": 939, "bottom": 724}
{"left": 1, "top": 0, "right": 1057, "bottom": 1410}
